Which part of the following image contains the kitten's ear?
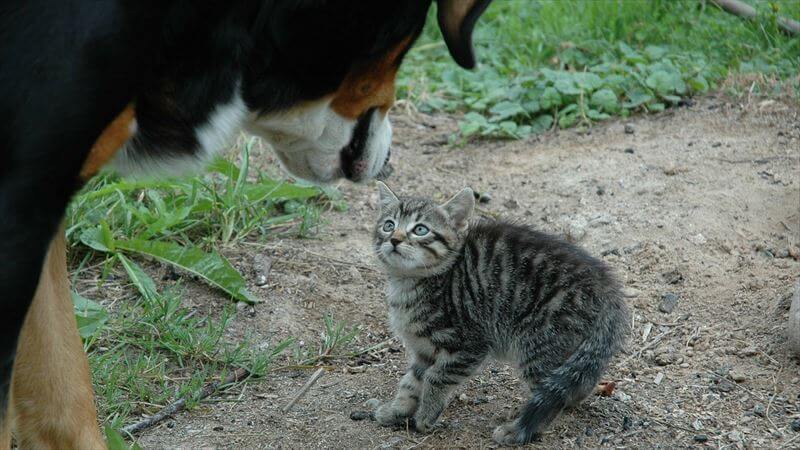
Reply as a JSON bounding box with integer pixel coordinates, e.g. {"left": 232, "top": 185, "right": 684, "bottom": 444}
{"left": 441, "top": 187, "right": 475, "bottom": 230}
{"left": 376, "top": 181, "right": 400, "bottom": 211}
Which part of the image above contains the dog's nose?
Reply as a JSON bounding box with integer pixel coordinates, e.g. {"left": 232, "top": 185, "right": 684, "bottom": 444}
{"left": 390, "top": 237, "right": 401, "bottom": 247}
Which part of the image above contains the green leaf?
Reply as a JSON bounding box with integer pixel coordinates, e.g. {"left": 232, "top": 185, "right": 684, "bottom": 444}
{"left": 688, "top": 75, "right": 709, "bottom": 92}
{"left": 623, "top": 91, "right": 654, "bottom": 108}
{"left": 498, "top": 121, "right": 518, "bottom": 136}
{"left": 558, "top": 104, "right": 579, "bottom": 128}
{"left": 489, "top": 101, "right": 526, "bottom": 121}
{"left": 586, "top": 109, "right": 611, "bottom": 120}
{"left": 645, "top": 70, "right": 686, "bottom": 95}
{"left": 590, "top": 89, "right": 619, "bottom": 113}
{"left": 619, "top": 42, "right": 646, "bottom": 64}
{"left": 540, "top": 87, "right": 562, "bottom": 109}
{"left": 459, "top": 120, "right": 482, "bottom": 137}
{"left": 554, "top": 76, "right": 582, "bottom": 95}
{"left": 644, "top": 45, "right": 668, "bottom": 61}
{"left": 105, "top": 427, "right": 143, "bottom": 450}
{"left": 521, "top": 100, "right": 541, "bottom": 114}
{"left": 72, "top": 291, "right": 108, "bottom": 339}
{"left": 573, "top": 72, "right": 602, "bottom": 91}
{"left": 117, "top": 254, "right": 159, "bottom": 302}
{"left": 80, "top": 223, "right": 115, "bottom": 253}
{"left": 114, "top": 238, "right": 259, "bottom": 304}
{"left": 648, "top": 102, "right": 666, "bottom": 112}
{"left": 207, "top": 156, "right": 241, "bottom": 181}
{"left": 241, "top": 182, "right": 320, "bottom": 204}
{"left": 530, "top": 114, "right": 554, "bottom": 133}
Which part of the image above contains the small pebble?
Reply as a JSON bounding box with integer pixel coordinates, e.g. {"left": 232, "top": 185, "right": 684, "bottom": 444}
{"left": 729, "top": 370, "right": 747, "bottom": 382}
{"left": 624, "top": 148, "right": 635, "bottom": 154}
{"left": 659, "top": 293, "right": 679, "bottom": 314}
{"left": 349, "top": 410, "right": 373, "bottom": 421}
{"left": 624, "top": 124, "right": 635, "bottom": 134}
{"left": 213, "top": 425, "right": 224, "bottom": 432}
{"left": 459, "top": 393, "right": 469, "bottom": 402}
{"left": 753, "top": 403, "right": 765, "bottom": 417}
{"left": 167, "top": 421, "right": 175, "bottom": 429}
{"left": 503, "top": 199, "right": 519, "bottom": 210}
{"left": 791, "top": 418, "right": 800, "bottom": 432}
{"left": 365, "top": 398, "right": 381, "bottom": 409}
{"left": 738, "top": 346, "right": 759, "bottom": 357}
{"left": 693, "top": 434, "right": 708, "bottom": 443}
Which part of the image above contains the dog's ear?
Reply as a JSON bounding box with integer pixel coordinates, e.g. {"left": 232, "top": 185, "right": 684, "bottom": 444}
{"left": 436, "top": 0, "right": 493, "bottom": 69}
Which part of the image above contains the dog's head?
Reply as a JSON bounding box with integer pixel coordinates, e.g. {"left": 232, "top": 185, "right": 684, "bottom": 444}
{"left": 110, "top": 1, "right": 492, "bottom": 184}
{"left": 242, "top": 0, "right": 492, "bottom": 183}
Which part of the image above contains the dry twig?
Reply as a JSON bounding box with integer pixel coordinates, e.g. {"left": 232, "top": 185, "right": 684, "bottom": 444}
{"left": 121, "top": 367, "right": 250, "bottom": 436}
{"left": 282, "top": 368, "right": 326, "bottom": 413}
{"left": 709, "top": 0, "right": 800, "bottom": 35}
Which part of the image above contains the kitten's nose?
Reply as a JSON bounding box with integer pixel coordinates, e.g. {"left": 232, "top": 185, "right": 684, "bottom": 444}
{"left": 390, "top": 237, "right": 401, "bottom": 247}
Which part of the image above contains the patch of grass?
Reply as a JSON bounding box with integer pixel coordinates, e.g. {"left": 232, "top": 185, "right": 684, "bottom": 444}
{"left": 398, "top": 0, "right": 800, "bottom": 139}
{"left": 80, "top": 257, "right": 288, "bottom": 430}
{"left": 65, "top": 139, "right": 346, "bottom": 434}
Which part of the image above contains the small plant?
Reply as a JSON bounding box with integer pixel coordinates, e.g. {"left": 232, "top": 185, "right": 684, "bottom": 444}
{"left": 290, "top": 315, "right": 361, "bottom": 366}
{"left": 67, "top": 138, "right": 333, "bottom": 303}
{"left": 397, "top": 0, "right": 799, "bottom": 140}
{"left": 66, "top": 138, "right": 337, "bottom": 431}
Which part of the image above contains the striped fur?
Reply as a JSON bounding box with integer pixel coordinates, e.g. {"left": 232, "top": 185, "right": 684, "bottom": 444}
{"left": 372, "top": 183, "right": 629, "bottom": 445}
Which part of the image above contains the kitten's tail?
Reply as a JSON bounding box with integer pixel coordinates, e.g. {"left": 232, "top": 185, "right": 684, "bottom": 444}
{"left": 515, "top": 292, "right": 628, "bottom": 444}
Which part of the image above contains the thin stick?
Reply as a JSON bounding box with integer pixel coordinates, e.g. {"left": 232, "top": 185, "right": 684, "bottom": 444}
{"left": 282, "top": 368, "right": 326, "bottom": 413}
{"left": 708, "top": 0, "right": 800, "bottom": 35}
{"left": 121, "top": 367, "right": 250, "bottom": 436}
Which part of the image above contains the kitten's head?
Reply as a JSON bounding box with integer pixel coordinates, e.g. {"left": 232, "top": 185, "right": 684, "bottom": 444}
{"left": 373, "top": 182, "right": 474, "bottom": 277}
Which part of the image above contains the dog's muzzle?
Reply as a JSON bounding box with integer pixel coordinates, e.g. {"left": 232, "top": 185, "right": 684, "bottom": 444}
{"left": 340, "top": 107, "right": 392, "bottom": 182}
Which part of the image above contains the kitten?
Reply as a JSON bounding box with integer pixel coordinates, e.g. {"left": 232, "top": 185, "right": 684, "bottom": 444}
{"left": 371, "top": 182, "right": 629, "bottom": 445}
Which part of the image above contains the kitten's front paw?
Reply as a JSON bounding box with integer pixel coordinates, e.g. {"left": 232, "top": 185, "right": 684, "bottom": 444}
{"left": 375, "top": 403, "right": 412, "bottom": 427}
{"left": 492, "top": 421, "right": 538, "bottom": 446}
{"left": 411, "top": 412, "right": 439, "bottom": 434}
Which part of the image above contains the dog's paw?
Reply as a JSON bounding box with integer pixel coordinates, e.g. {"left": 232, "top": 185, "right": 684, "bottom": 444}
{"left": 492, "top": 421, "right": 538, "bottom": 446}
{"left": 375, "top": 403, "right": 412, "bottom": 427}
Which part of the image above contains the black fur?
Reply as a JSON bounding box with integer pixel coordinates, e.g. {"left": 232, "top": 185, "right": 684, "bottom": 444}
{"left": 0, "top": 0, "right": 436, "bottom": 415}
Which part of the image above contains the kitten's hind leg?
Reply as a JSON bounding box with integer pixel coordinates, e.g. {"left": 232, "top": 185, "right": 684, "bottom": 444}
{"left": 413, "top": 352, "right": 485, "bottom": 433}
{"left": 375, "top": 361, "right": 428, "bottom": 427}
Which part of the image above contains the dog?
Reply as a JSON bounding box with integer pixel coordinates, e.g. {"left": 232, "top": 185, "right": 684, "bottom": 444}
{"left": 0, "top": 1, "right": 492, "bottom": 447}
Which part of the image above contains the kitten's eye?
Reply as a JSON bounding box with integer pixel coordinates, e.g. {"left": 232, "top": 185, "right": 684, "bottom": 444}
{"left": 382, "top": 220, "right": 395, "bottom": 232}
{"left": 412, "top": 224, "right": 430, "bottom": 236}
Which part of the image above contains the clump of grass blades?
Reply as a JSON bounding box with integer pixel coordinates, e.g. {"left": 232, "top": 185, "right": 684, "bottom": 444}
{"left": 65, "top": 138, "right": 348, "bottom": 439}
{"left": 398, "top": 0, "right": 799, "bottom": 140}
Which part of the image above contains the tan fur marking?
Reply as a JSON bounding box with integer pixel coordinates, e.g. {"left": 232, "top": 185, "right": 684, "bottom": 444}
{"left": 80, "top": 104, "right": 136, "bottom": 181}
{"left": 2, "top": 224, "right": 106, "bottom": 450}
{"left": 330, "top": 37, "right": 413, "bottom": 119}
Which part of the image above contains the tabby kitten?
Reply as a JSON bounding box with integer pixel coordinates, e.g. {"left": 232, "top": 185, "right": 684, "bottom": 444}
{"left": 371, "top": 182, "right": 629, "bottom": 445}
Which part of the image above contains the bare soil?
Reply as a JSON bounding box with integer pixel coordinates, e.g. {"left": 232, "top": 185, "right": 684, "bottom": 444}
{"left": 135, "top": 96, "right": 800, "bottom": 449}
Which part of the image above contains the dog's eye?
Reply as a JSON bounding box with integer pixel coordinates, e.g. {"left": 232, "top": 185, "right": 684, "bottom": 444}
{"left": 412, "top": 224, "right": 429, "bottom": 236}
{"left": 382, "top": 220, "right": 395, "bottom": 232}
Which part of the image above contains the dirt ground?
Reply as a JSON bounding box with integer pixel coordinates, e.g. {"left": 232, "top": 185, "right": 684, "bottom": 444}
{"left": 135, "top": 95, "right": 800, "bottom": 449}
